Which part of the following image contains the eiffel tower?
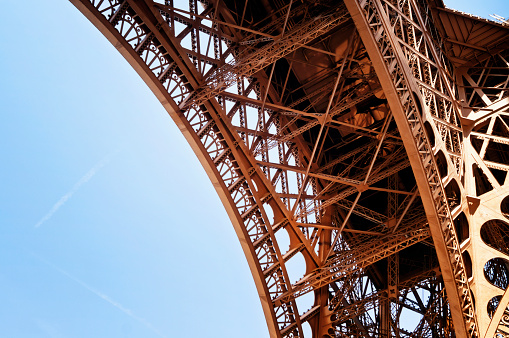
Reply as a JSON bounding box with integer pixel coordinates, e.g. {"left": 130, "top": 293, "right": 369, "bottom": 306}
{"left": 70, "top": 0, "right": 509, "bottom": 336}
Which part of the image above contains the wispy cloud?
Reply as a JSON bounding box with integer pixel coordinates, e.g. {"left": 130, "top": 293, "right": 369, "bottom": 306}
{"left": 31, "top": 253, "right": 167, "bottom": 338}
{"left": 34, "top": 318, "right": 62, "bottom": 338}
{"left": 35, "top": 156, "right": 110, "bottom": 228}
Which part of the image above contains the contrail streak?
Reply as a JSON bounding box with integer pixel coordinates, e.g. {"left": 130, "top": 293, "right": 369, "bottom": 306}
{"left": 35, "top": 156, "right": 110, "bottom": 228}
{"left": 31, "top": 253, "right": 167, "bottom": 338}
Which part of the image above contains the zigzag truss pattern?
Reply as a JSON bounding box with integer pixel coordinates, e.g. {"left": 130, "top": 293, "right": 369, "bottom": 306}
{"left": 70, "top": 0, "right": 509, "bottom": 336}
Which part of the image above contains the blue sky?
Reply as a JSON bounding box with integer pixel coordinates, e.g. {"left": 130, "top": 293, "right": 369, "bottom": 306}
{"left": 0, "top": 1, "right": 507, "bottom": 337}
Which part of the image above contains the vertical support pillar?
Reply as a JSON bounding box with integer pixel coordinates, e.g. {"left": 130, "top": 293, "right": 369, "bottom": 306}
{"left": 388, "top": 174, "right": 398, "bottom": 227}
{"left": 316, "top": 206, "right": 333, "bottom": 337}
{"left": 380, "top": 254, "right": 399, "bottom": 337}
{"left": 388, "top": 253, "right": 399, "bottom": 337}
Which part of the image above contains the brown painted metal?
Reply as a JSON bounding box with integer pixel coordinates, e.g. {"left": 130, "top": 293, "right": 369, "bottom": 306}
{"left": 69, "top": 0, "right": 509, "bottom": 337}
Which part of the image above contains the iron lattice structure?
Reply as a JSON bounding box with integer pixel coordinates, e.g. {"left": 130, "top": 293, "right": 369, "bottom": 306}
{"left": 70, "top": 0, "right": 509, "bottom": 337}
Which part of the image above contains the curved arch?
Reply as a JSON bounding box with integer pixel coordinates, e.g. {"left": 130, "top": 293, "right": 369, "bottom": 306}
{"left": 484, "top": 258, "right": 509, "bottom": 290}
{"left": 69, "top": 0, "right": 495, "bottom": 337}
{"left": 481, "top": 219, "right": 509, "bottom": 257}
{"left": 502, "top": 195, "right": 509, "bottom": 221}
{"left": 69, "top": 1, "right": 308, "bottom": 336}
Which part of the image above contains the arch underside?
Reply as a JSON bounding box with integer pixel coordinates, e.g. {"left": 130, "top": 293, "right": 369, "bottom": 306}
{"left": 70, "top": 0, "right": 509, "bottom": 337}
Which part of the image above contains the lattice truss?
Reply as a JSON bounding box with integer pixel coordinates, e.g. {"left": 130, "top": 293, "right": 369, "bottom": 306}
{"left": 70, "top": 0, "right": 509, "bottom": 337}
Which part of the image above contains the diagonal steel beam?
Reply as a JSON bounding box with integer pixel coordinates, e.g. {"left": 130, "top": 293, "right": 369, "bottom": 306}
{"left": 273, "top": 220, "right": 429, "bottom": 305}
